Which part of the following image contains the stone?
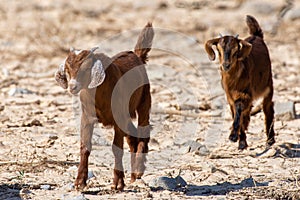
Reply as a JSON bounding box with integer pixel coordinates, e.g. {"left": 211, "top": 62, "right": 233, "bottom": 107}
{"left": 40, "top": 184, "right": 51, "bottom": 190}
{"left": 274, "top": 101, "right": 296, "bottom": 121}
{"left": 149, "top": 175, "right": 187, "bottom": 190}
{"left": 286, "top": 8, "right": 300, "bottom": 21}
{"left": 182, "top": 140, "right": 210, "bottom": 156}
{"left": 8, "top": 87, "right": 33, "bottom": 96}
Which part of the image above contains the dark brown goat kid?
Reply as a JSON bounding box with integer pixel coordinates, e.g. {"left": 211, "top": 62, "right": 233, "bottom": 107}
{"left": 55, "top": 23, "right": 154, "bottom": 190}
{"left": 204, "top": 15, "right": 275, "bottom": 150}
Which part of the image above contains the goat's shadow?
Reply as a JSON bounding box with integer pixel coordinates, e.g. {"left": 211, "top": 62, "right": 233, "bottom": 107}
{"left": 254, "top": 142, "right": 300, "bottom": 158}
{"left": 277, "top": 143, "right": 300, "bottom": 158}
{"left": 184, "top": 177, "right": 268, "bottom": 196}
{"left": 0, "top": 183, "right": 22, "bottom": 200}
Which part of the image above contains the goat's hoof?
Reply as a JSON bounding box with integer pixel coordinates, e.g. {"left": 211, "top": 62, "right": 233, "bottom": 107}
{"left": 266, "top": 137, "right": 275, "bottom": 147}
{"left": 229, "top": 132, "right": 238, "bottom": 142}
{"left": 74, "top": 178, "right": 87, "bottom": 190}
{"left": 113, "top": 169, "right": 125, "bottom": 190}
{"left": 238, "top": 140, "right": 248, "bottom": 150}
{"left": 112, "top": 178, "right": 125, "bottom": 191}
{"left": 130, "top": 173, "right": 139, "bottom": 183}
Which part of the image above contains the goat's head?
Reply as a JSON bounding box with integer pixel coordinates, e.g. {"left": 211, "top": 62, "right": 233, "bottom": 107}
{"left": 54, "top": 47, "right": 106, "bottom": 95}
{"left": 205, "top": 35, "right": 252, "bottom": 71}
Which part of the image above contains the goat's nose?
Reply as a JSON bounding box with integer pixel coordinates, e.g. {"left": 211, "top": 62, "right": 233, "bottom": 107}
{"left": 69, "top": 79, "right": 78, "bottom": 90}
{"left": 222, "top": 63, "right": 230, "bottom": 71}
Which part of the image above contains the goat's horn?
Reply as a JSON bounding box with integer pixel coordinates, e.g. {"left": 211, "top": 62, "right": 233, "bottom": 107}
{"left": 70, "top": 47, "right": 74, "bottom": 52}
{"left": 235, "top": 34, "right": 239, "bottom": 38}
{"left": 219, "top": 33, "right": 223, "bottom": 37}
{"left": 90, "top": 47, "right": 99, "bottom": 53}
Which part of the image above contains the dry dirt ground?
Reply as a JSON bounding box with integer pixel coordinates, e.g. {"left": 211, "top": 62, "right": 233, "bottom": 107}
{"left": 0, "top": 0, "right": 300, "bottom": 199}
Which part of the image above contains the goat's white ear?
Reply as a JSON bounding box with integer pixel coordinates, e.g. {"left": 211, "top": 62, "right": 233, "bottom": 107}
{"left": 55, "top": 62, "right": 68, "bottom": 89}
{"left": 88, "top": 59, "right": 106, "bottom": 89}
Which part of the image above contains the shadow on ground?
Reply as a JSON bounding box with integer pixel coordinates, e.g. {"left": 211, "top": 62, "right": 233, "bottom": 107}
{"left": 278, "top": 143, "right": 300, "bottom": 158}
{"left": 0, "top": 183, "right": 22, "bottom": 200}
{"left": 185, "top": 177, "right": 268, "bottom": 196}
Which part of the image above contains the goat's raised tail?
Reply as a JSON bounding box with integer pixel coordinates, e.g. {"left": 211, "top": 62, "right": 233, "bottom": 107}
{"left": 134, "top": 22, "right": 154, "bottom": 63}
{"left": 246, "top": 15, "right": 264, "bottom": 39}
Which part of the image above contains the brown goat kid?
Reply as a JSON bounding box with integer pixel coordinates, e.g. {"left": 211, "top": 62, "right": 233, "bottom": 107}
{"left": 55, "top": 23, "right": 154, "bottom": 190}
{"left": 205, "top": 15, "right": 275, "bottom": 150}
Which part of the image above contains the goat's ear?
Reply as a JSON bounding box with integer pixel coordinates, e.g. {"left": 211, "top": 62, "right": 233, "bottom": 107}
{"left": 90, "top": 47, "right": 99, "bottom": 53}
{"left": 204, "top": 38, "right": 220, "bottom": 61}
{"left": 88, "top": 59, "right": 106, "bottom": 89}
{"left": 54, "top": 62, "right": 68, "bottom": 89}
{"left": 238, "top": 40, "right": 252, "bottom": 61}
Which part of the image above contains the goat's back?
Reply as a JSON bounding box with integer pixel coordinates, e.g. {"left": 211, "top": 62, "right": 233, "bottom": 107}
{"left": 244, "top": 36, "right": 272, "bottom": 99}
{"left": 112, "top": 51, "right": 145, "bottom": 74}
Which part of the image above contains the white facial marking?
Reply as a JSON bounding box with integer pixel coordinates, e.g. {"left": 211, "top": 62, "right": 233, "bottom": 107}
{"left": 74, "top": 50, "right": 83, "bottom": 55}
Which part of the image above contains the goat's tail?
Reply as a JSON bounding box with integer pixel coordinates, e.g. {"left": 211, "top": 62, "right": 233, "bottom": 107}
{"left": 134, "top": 22, "right": 154, "bottom": 63}
{"left": 246, "top": 15, "right": 264, "bottom": 39}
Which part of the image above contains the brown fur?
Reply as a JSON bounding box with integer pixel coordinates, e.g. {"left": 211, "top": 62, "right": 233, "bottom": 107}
{"left": 56, "top": 23, "right": 154, "bottom": 190}
{"left": 204, "top": 15, "right": 275, "bottom": 150}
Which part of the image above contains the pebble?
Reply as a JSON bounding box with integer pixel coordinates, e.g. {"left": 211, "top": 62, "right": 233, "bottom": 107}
{"left": 40, "top": 184, "right": 51, "bottom": 190}
{"left": 63, "top": 182, "right": 75, "bottom": 192}
{"left": 286, "top": 8, "right": 300, "bottom": 21}
{"left": 274, "top": 101, "right": 295, "bottom": 121}
{"left": 72, "top": 194, "right": 87, "bottom": 200}
{"left": 182, "top": 140, "right": 210, "bottom": 156}
{"left": 149, "top": 176, "right": 187, "bottom": 190}
{"left": 87, "top": 170, "right": 95, "bottom": 179}
{"left": 8, "top": 87, "right": 33, "bottom": 96}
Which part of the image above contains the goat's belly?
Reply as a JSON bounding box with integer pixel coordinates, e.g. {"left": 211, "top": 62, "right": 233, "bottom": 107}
{"left": 253, "top": 86, "right": 271, "bottom": 100}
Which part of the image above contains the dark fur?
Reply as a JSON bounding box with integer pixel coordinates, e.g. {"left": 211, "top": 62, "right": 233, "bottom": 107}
{"left": 204, "top": 15, "right": 275, "bottom": 150}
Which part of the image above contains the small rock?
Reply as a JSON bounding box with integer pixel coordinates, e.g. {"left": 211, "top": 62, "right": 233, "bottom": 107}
{"left": 274, "top": 101, "right": 295, "bottom": 121}
{"left": 149, "top": 176, "right": 176, "bottom": 190}
{"left": 286, "top": 8, "right": 300, "bottom": 21}
{"left": 40, "top": 184, "right": 51, "bottom": 190}
{"left": 8, "top": 87, "right": 33, "bottom": 96}
{"left": 149, "top": 176, "right": 187, "bottom": 190}
{"left": 70, "top": 194, "right": 87, "bottom": 200}
{"left": 87, "top": 170, "right": 95, "bottom": 179}
{"left": 182, "top": 140, "right": 210, "bottom": 156}
{"left": 2, "top": 68, "right": 9, "bottom": 77}
{"left": 63, "top": 182, "right": 75, "bottom": 192}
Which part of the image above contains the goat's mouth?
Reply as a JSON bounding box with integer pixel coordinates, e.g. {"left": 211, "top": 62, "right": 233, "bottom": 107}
{"left": 69, "top": 88, "right": 81, "bottom": 95}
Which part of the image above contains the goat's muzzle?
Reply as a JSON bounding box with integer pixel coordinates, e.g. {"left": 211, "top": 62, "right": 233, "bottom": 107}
{"left": 222, "top": 63, "right": 231, "bottom": 71}
{"left": 68, "top": 79, "right": 81, "bottom": 95}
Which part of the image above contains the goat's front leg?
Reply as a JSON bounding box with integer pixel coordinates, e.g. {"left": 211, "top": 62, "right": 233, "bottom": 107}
{"left": 75, "top": 115, "right": 94, "bottom": 190}
{"left": 229, "top": 101, "right": 242, "bottom": 143}
{"left": 112, "top": 127, "right": 125, "bottom": 190}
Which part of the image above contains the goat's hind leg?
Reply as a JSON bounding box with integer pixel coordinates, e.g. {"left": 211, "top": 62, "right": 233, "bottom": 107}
{"left": 112, "top": 127, "right": 125, "bottom": 190}
{"left": 126, "top": 130, "right": 138, "bottom": 183}
{"left": 263, "top": 92, "right": 275, "bottom": 147}
{"left": 135, "top": 93, "right": 151, "bottom": 180}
